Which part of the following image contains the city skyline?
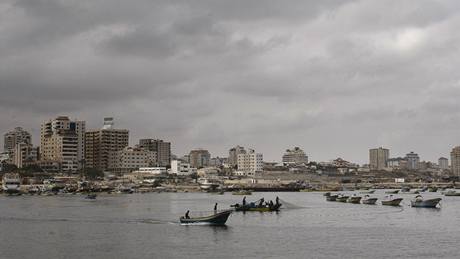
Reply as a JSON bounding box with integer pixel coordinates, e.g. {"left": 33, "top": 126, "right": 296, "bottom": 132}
{"left": 2, "top": 1, "right": 460, "bottom": 163}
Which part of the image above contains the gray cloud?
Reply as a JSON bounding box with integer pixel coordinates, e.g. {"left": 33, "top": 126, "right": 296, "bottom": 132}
{"left": 2, "top": 0, "right": 460, "bottom": 163}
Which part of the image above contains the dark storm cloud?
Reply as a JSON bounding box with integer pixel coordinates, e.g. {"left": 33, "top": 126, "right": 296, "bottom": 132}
{"left": 2, "top": 0, "right": 460, "bottom": 163}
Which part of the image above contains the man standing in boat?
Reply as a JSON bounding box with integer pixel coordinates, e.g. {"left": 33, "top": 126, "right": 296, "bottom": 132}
{"left": 214, "top": 203, "right": 218, "bottom": 214}
{"left": 185, "top": 210, "right": 190, "bottom": 219}
{"left": 242, "top": 196, "right": 246, "bottom": 206}
{"left": 276, "top": 196, "right": 280, "bottom": 205}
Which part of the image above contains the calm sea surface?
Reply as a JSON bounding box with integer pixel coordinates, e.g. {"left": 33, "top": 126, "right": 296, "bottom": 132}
{"left": 0, "top": 191, "right": 459, "bottom": 259}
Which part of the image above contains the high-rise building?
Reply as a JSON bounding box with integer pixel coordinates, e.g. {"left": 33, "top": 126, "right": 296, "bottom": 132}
{"left": 405, "top": 152, "right": 420, "bottom": 170}
{"left": 138, "top": 139, "right": 171, "bottom": 167}
{"left": 107, "top": 147, "right": 156, "bottom": 174}
{"left": 369, "top": 147, "right": 389, "bottom": 170}
{"left": 237, "top": 149, "right": 263, "bottom": 173}
{"left": 282, "top": 147, "right": 308, "bottom": 165}
{"left": 4, "top": 127, "right": 32, "bottom": 154}
{"left": 40, "top": 116, "right": 85, "bottom": 171}
{"left": 228, "top": 146, "right": 246, "bottom": 167}
{"left": 438, "top": 157, "right": 449, "bottom": 170}
{"left": 189, "top": 149, "right": 211, "bottom": 168}
{"left": 85, "top": 118, "right": 129, "bottom": 171}
{"left": 451, "top": 147, "right": 460, "bottom": 176}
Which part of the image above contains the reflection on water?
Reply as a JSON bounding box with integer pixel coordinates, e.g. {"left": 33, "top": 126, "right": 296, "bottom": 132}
{"left": 0, "top": 191, "right": 458, "bottom": 259}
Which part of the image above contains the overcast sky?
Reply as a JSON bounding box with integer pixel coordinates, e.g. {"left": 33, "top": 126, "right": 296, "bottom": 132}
{"left": 2, "top": 0, "right": 460, "bottom": 163}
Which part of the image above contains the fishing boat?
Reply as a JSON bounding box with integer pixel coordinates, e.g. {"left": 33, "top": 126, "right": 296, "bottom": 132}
{"left": 361, "top": 195, "right": 378, "bottom": 205}
{"left": 232, "top": 199, "right": 282, "bottom": 212}
{"left": 326, "top": 194, "right": 339, "bottom": 201}
{"left": 359, "top": 190, "right": 375, "bottom": 194}
{"left": 2, "top": 173, "right": 21, "bottom": 195}
{"left": 85, "top": 193, "right": 97, "bottom": 199}
{"left": 347, "top": 196, "right": 362, "bottom": 204}
{"left": 381, "top": 196, "right": 403, "bottom": 206}
{"left": 428, "top": 187, "right": 438, "bottom": 192}
{"left": 323, "top": 192, "right": 331, "bottom": 197}
{"left": 410, "top": 196, "right": 441, "bottom": 208}
{"left": 444, "top": 190, "right": 460, "bottom": 196}
{"left": 336, "top": 195, "right": 349, "bottom": 203}
{"left": 385, "top": 190, "right": 399, "bottom": 194}
{"left": 180, "top": 210, "right": 233, "bottom": 225}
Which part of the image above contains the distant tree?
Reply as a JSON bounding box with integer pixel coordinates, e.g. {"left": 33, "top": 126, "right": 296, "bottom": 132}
{"left": 22, "top": 164, "right": 43, "bottom": 173}
{"left": 1, "top": 163, "right": 18, "bottom": 173}
{"left": 83, "top": 168, "right": 104, "bottom": 180}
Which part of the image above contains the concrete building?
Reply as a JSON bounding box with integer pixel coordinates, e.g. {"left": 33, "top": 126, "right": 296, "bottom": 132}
{"left": 3, "top": 127, "right": 32, "bottom": 154}
{"left": 40, "top": 116, "right": 85, "bottom": 171}
{"left": 228, "top": 146, "right": 246, "bottom": 167}
{"left": 282, "top": 147, "right": 308, "bottom": 165}
{"left": 237, "top": 149, "right": 263, "bottom": 174}
{"left": 85, "top": 118, "right": 129, "bottom": 171}
{"left": 387, "top": 157, "right": 406, "bottom": 169}
{"left": 13, "top": 143, "right": 38, "bottom": 168}
{"left": 108, "top": 147, "right": 157, "bottom": 174}
{"left": 189, "top": 149, "right": 211, "bottom": 168}
{"left": 405, "top": 152, "right": 420, "bottom": 170}
{"left": 438, "top": 157, "right": 449, "bottom": 170}
{"left": 138, "top": 139, "right": 171, "bottom": 167}
{"left": 170, "top": 160, "right": 196, "bottom": 175}
{"left": 451, "top": 146, "right": 460, "bottom": 176}
{"left": 369, "top": 147, "right": 389, "bottom": 170}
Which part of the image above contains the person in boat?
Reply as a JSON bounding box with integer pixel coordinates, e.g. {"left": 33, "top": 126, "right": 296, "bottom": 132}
{"left": 214, "top": 203, "right": 218, "bottom": 213}
{"left": 258, "top": 198, "right": 265, "bottom": 207}
{"left": 242, "top": 196, "right": 246, "bottom": 206}
{"left": 269, "top": 200, "right": 274, "bottom": 208}
{"left": 276, "top": 196, "right": 279, "bottom": 205}
{"left": 185, "top": 210, "right": 190, "bottom": 219}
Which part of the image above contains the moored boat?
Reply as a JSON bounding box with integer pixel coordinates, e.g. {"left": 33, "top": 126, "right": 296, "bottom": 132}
{"left": 410, "top": 196, "right": 441, "bottom": 208}
{"left": 381, "top": 196, "right": 403, "bottom": 206}
{"left": 347, "top": 196, "right": 362, "bottom": 204}
{"left": 326, "top": 194, "right": 339, "bottom": 201}
{"left": 428, "top": 187, "right": 438, "bottom": 192}
{"left": 180, "top": 210, "right": 232, "bottom": 225}
{"left": 385, "top": 190, "right": 399, "bottom": 194}
{"left": 444, "top": 190, "right": 460, "bottom": 196}
{"left": 361, "top": 195, "right": 378, "bottom": 205}
{"left": 336, "top": 195, "right": 349, "bottom": 203}
{"left": 2, "top": 173, "right": 21, "bottom": 195}
{"left": 359, "top": 190, "right": 375, "bottom": 194}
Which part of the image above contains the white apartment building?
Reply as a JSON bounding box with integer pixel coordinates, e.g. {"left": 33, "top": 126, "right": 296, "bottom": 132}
{"left": 438, "top": 157, "right": 449, "bottom": 170}
{"left": 40, "top": 116, "right": 85, "bottom": 171}
{"left": 170, "top": 160, "right": 196, "bottom": 175}
{"left": 237, "top": 149, "right": 263, "bottom": 174}
{"left": 282, "top": 147, "right": 308, "bottom": 165}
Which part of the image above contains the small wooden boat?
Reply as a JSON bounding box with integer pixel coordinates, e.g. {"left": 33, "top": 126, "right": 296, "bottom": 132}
{"left": 323, "top": 192, "right": 331, "bottom": 197}
{"left": 410, "top": 196, "right": 441, "bottom": 208}
{"left": 381, "top": 197, "right": 403, "bottom": 206}
{"left": 326, "top": 194, "right": 339, "bottom": 201}
{"left": 428, "top": 187, "right": 438, "bottom": 192}
{"left": 385, "top": 190, "right": 399, "bottom": 194}
{"left": 444, "top": 190, "right": 460, "bottom": 196}
{"left": 180, "top": 210, "right": 232, "bottom": 225}
{"left": 85, "top": 194, "right": 97, "bottom": 199}
{"left": 359, "top": 190, "right": 375, "bottom": 194}
{"left": 347, "top": 196, "right": 362, "bottom": 204}
{"left": 361, "top": 195, "right": 377, "bottom": 205}
{"left": 232, "top": 202, "right": 282, "bottom": 212}
{"left": 336, "top": 195, "right": 349, "bottom": 203}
